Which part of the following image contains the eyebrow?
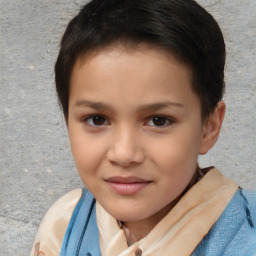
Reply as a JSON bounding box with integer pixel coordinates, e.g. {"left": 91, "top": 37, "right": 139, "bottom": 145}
{"left": 138, "top": 102, "right": 184, "bottom": 112}
{"left": 74, "top": 100, "right": 112, "bottom": 110}
{"left": 74, "top": 100, "right": 184, "bottom": 111}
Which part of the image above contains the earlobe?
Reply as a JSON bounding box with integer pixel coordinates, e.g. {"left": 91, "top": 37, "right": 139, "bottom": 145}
{"left": 199, "top": 101, "right": 226, "bottom": 155}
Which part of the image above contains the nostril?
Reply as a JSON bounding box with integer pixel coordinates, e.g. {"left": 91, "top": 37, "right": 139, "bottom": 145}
{"left": 106, "top": 146, "right": 145, "bottom": 167}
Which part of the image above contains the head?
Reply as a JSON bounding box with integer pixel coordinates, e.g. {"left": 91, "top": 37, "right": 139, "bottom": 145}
{"left": 55, "top": 0, "right": 226, "bottom": 233}
{"left": 55, "top": 0, "right": 226, "bottom": 121}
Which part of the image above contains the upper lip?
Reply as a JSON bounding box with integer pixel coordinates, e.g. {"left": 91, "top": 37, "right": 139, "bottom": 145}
{"left": 105, "top": 176, "right": 150, "bottom": 183}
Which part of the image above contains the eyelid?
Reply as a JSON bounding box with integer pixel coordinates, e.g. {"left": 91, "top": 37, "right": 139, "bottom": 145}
{"left": 145, "top": 115, "right": 176, "bottom": 127}
{"left": 80, "top": 114, "right": 175, "bottom": 128}
{"left": 81, "top": 114, "right": 110, "bottom": 127}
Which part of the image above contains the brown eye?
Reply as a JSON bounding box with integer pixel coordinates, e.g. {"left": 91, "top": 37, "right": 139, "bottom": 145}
{"left": 86, "top": 115, "right": 108, "bottom": 126}
{"left": 146, "top": 116, "right": 174, "bottom": 127}
{"left": 152, "top": 116, "right": 167, "bottom": 126}
{"left": 92, "top": 116, "right": 106, "bottom": 125}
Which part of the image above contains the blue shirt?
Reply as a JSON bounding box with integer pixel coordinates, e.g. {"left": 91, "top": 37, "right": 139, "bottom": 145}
{"left": 60, "top": 188, "right": 256, "bottom": 256}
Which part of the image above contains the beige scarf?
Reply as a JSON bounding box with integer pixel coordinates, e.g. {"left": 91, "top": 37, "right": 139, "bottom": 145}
{"left": 96, "top": 168, "right": 238, "bottom": 256}
{"left": 30, "top": 189, "right": 83, "bottom": 256}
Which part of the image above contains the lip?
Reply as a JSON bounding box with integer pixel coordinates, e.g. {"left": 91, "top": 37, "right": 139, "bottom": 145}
{"left": 105, "top": 176, "right": 151, "bottom": 195}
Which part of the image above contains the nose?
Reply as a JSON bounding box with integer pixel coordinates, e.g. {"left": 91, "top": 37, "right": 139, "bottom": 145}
{"left": 106, "top": 128, "right": 145, "bottom": 167}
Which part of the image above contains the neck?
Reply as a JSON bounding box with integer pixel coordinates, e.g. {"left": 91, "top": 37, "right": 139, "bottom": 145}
{"left": 122, "top": 197, "right": 179, "bottom": 245}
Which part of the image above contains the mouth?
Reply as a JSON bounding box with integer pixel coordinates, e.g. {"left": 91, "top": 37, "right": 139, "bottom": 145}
{"left": 105, "top": 176, "right": 151, "bottom": 195}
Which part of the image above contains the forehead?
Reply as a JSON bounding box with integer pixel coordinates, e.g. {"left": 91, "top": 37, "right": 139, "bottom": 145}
{"left": 69, "top": 43, "right": 199, "bottom": 112}
{"left": 73, "top": 42, "right": 192, "bottom": 78}
{"left": 71, "top": 43, "right": 192, "bottom": 84}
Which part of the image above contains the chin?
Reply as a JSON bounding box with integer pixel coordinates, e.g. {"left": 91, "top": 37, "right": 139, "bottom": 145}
{"left": 105, "top": 205, "right": 151, "bottom": 222}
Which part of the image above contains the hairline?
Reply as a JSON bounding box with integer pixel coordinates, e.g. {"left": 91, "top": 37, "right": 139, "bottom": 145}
{"left": 68, "top": 40, "right": 207, "bottom": 120}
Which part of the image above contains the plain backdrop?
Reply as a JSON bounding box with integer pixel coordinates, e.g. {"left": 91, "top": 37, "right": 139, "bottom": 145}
{"left": 0, "top": 0, "right": 255, "bottom": 255}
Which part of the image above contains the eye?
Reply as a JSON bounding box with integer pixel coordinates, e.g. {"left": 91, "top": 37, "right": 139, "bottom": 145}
{"left": 146, "top": 116, "right": 174, "bottom": 127}
{"left": 84, "top": 115, "right": 109, "bottom": 126}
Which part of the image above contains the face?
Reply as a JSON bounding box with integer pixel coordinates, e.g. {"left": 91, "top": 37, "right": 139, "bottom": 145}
{"left": 68, "top": 44, "right": 208, "bottom": 226}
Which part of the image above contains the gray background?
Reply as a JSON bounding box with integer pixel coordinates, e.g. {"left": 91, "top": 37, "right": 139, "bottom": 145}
{"left": 0, "top": 0, "right": 255, "bottom": 255}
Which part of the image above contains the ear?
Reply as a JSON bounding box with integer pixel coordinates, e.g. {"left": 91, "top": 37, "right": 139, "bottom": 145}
{"left": 199, "top": 101, "right": 226, "bottom": 155}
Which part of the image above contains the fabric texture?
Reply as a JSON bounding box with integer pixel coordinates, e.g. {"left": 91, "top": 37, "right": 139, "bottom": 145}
{"left": 31, "top": 169, "right": 256, "bottom": 255}
{"left": 96, "top": 168, "right": 238, "bottom": 256}
{"left": 30, "top": 189, "right": 83, "bottom": 256}
{"left": 191, "top": 189, "right": 256, "bottom": 256}
{"left": 59, "top": 189, "right": 101, "bottom": 256}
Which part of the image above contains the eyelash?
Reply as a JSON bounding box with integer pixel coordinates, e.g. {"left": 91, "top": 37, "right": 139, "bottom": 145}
{"left": 81, "top": 115, "right": 175, "bottom": 128}
{"left": 82, "top": 115, "right": 110, "bottom": 127}
{"left": 146, "top": 116, "right": 175, "bottom": 127}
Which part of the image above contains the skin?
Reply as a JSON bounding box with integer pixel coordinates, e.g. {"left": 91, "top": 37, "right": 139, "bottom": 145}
{"left": 67, "top": 44, "right": 225, "bottom": 243}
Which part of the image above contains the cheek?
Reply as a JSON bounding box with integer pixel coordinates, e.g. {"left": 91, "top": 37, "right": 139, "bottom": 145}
{"left": 149, "top": 132, "right": 200, "bottom": 186}
{"left": 69, "top": 131, "right": 104, "bottom": 175}
{"left": 150, "top": 134, "right": 199, "bottom": 165}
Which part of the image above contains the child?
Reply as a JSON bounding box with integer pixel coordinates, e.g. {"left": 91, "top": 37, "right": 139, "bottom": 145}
{"left": 31, "top": 0, "right": 256, "bottom": 255}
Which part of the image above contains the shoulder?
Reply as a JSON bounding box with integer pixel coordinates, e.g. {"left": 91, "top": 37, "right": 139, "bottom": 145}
{"left": 239, "top": 189, "right": 256, "bottom": 228}
{"left": 193, "top": 188, "right": 256, "bottom": 255}
{"left": 227, "top": 188, "right": 256, "bottom": 226}
{"left": 221, "top": 188, "right": 256, "bottom": 255}
{"left": 240, "top": 189, "right": 256, "bottom": 209}
{"left": 30, "top": 189, "right": 83, "bottom": 256}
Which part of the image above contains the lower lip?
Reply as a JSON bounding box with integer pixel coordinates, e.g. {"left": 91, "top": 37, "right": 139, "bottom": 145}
{"left": 107, "top": 182, "right": 150, "bottom": 195}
